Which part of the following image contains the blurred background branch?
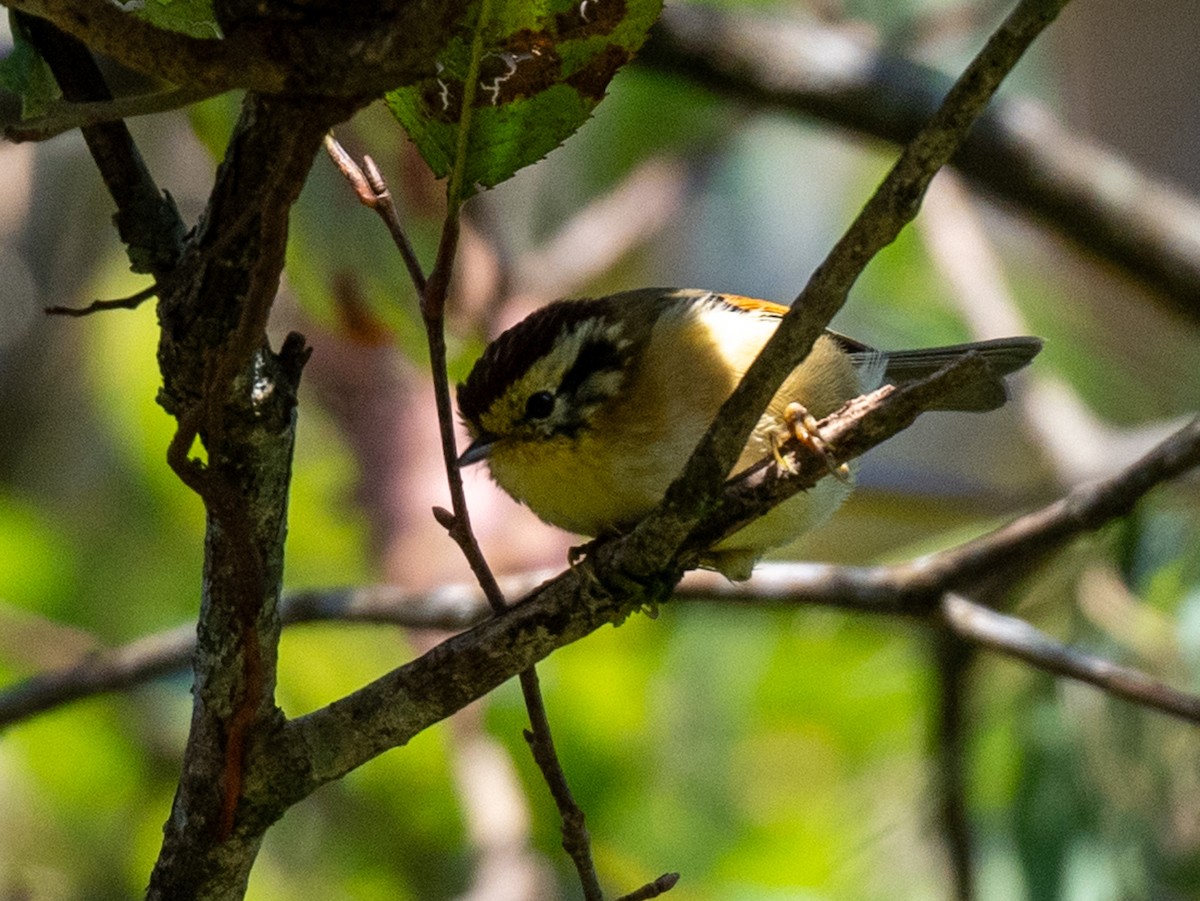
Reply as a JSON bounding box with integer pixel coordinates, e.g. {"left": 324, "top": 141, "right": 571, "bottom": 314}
{"left": 641, "top": 4, "right": 1200, "bottom": 327}
{"left": 5, "top": 412, "right": 1196, "bottom": 731}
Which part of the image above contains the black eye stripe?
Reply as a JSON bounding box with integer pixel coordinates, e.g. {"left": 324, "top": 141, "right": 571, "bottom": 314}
{"left": 559, "top": 339, "right": 623, "bottom": 398}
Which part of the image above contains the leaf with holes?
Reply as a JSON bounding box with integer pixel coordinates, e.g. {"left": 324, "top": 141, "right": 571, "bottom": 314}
{"left": 386, "top": 0, "right": 662, "bottom": 196}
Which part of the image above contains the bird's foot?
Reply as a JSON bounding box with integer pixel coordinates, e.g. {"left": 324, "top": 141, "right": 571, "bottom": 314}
{"left": 781, "top": 402, "right": 850, "bottom": 483}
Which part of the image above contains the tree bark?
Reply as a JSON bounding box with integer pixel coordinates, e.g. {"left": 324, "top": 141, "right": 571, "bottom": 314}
{"left": 146, "top": 92, "right": 355, "bottom": 901}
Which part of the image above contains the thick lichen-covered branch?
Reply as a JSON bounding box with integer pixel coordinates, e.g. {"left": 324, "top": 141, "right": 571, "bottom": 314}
{"left": 145, "top": 90, "right": 359, "bottom": 901}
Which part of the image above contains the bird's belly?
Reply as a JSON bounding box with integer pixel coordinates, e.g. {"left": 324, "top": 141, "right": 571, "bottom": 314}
{"left": 704, "top": 465, "right": 856, "bottom": 580}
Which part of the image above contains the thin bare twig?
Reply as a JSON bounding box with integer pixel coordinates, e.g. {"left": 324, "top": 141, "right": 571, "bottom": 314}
{"left": 940, "top": 594, "right": 1200, "bottom": 724}
{"left": 327, "top": 115, "right": 610, "bottom": 897}
{"left": 5, "top": 86, "right": 216, "bottom": 143}
{"left": 615, "top": 873, "right": 682, "bottom": 901}
{"left": 45, "top": 283, "right": 157, "bottom": 316}
{"left": 323, "top": 135, "right": 427, "bottom": 294}
{"left": 436, "top": 189, "right": 612, "bottom": 901}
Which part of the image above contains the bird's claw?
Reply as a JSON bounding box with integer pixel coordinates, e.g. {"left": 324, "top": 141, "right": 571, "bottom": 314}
{"left": 781, "top": 402, "right": 850, "bottom": 483}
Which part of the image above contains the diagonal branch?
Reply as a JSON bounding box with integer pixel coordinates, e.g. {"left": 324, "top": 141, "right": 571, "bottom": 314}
{"left": 616, "top": 0, "right": 1072, "bottom": 582}
{"left": 683, "top": 356, "right": 993, "bottom": 556}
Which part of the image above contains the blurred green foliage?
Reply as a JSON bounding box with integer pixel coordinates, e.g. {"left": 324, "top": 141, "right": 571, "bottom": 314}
{"left": 2, "top": 1, "right": 1200, "bottom": 899}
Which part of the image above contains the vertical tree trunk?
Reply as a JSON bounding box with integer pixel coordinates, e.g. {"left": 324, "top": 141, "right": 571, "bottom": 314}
{"left": 146, "top": 93, "right": 351, "bottom": 901}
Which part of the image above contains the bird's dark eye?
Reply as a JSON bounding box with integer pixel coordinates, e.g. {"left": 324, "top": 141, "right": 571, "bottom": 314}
{"left": 524, "top": 391, "right": 555, "bottom": 420}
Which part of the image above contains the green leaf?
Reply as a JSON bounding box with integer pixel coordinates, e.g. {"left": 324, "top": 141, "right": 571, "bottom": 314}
{"left": 117, "top": 0, "right": 220, "bottom": 39}
{"left": 386, "top": 0, "right": 663, "bottom": 195}
{"left": 0, "top": 14, "right": 61, "bottom": 119}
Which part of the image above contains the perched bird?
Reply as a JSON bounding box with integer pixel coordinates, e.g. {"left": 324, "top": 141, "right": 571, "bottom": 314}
{"left": 457, "top": 288, "right": 1041, "bottom": 579}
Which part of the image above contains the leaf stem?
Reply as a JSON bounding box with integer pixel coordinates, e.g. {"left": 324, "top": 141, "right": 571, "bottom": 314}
{"left": 445, "top": 0, "right": 493, "bottom": 214}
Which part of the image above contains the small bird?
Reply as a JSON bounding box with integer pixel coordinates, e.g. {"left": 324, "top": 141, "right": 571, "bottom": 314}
{"left": 457, "top": 288, "right": 1041, "bottom": 580}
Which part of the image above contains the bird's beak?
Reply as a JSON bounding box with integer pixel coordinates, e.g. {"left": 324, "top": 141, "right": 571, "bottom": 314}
{"left": 457, "top": 435, "right": 495, "bottom": 468}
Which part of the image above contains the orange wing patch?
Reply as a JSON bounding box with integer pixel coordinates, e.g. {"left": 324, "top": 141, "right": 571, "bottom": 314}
{"left": 715, "top": 294, "right": 791, "bottom": 318}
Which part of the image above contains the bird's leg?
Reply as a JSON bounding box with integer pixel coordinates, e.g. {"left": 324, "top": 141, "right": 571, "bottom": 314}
{"left": 782, "top": 402, "right": 851, "bottom": 483}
